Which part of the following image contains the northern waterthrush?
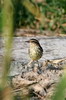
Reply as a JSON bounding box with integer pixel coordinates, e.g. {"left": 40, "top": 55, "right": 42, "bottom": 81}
{"left": 26, "top": 39, "right": 43, "bottom": 63}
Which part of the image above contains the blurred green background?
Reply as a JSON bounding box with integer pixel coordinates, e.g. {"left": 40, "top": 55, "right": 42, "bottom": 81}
{"left": 0, "top": 0, "right": 66, "bottom": 34}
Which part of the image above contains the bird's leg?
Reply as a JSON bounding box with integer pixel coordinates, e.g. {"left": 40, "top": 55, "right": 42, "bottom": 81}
{"left": 27, "top": 60, "right": 33, "bottom": 66}
{"left": 27, "top": 60, "right": 35, "bottom": 71}
{"left": 31, "top": 60, "right": 38, "bottom": 72}
{"left": 36, "top": 60, "right": 39, "bottom": 67}
{"left": 36, "top": 60, "right": 42, "bottom": 74}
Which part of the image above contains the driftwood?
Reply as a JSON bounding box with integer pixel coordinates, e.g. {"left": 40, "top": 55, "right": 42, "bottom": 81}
{"left": 11, "top": 58, "right": 66, "bottom": 100}
{"left": 15, "top": 29, "right": 66, "bottom": 36}
{"left": 15, "top": 29, "right": 52, "bottom": 36}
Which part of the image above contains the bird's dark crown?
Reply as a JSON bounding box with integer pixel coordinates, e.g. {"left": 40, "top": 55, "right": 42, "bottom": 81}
{"left": 30, "top": 39, "right": 39, "bottom": 43}
{"left": 28, "top": 39, "right": 41, "bottom": 46}
{"left": 26, "top": 38, "right": 40, "bottom": 45}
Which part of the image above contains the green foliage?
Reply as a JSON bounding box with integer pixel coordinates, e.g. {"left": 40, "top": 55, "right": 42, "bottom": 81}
{"left": 1, "top": 0, "right": 66, "bottom": 33}
{"left": 0, "top": 7, "right": 2, "bottom": 33}
{"left": 38, "top": 0, "right": 66, "bottom": 32}
{"left": 1, "top": 0, "right": 13, "bottom": 88}
{"left": 0, "top": 0, "right": 66, "bottom": 33}
{"left": 0, "top": 0, "right": 14, "bottom": 99}
{"left": 12, "top": 0, "right": 66, "bottom": 33}
{"left": 12, "top": 0, "right": 35, "bottom": 28}
{"left": 51, "top": 70, "right": 66, "bottom": 100}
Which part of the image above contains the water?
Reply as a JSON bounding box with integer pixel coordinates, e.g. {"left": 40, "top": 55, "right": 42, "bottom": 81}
{"left": 12, "top": 36, "right": 66, "bottom": 61}
{"left": 0, "top": 36, "right": 66, "bottom": 76}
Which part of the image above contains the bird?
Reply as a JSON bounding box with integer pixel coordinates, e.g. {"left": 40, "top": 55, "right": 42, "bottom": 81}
{"left": 26, "top": 39, "right": 43, "bottom": 65}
